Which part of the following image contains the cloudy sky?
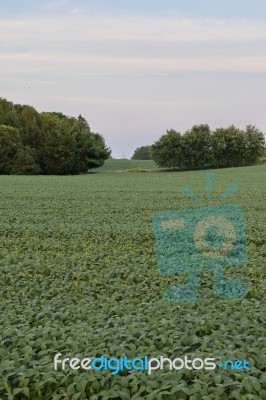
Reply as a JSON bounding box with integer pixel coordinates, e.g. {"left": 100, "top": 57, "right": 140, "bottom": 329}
{"left": 1, "top": 0, "right": 266, "bottom": 158}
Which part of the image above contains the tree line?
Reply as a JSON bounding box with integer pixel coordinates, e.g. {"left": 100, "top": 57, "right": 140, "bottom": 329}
{"left": 132, "top": 124, "right": 265, "bottom": 169}
{"left": 0, "top": 98, "right": 111, "bottom": 175}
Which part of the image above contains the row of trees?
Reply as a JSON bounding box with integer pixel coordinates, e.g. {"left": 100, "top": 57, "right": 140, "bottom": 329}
{"left": 0, "top": 98, "right": 111, "bottom": 175}
{"left": 131, "top": 146, "right": 152, "bottom": 160}
{"left": 132, "top": 125, "right": 265, "bottom": 169}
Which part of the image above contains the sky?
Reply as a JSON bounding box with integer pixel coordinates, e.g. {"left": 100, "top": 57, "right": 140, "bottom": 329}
{"left": 1, "top": 0, "right": 266, "bottom": 158}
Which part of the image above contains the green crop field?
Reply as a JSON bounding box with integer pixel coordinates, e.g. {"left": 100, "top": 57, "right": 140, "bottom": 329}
{"left": 0, "top": 164, "right": 265, "bottom": 400}
{"left": 95, "top": 159, "right": 158, "bottom": 172}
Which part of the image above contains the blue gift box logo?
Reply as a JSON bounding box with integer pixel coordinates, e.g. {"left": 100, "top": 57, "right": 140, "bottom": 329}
{"left": 153, "top": 174, "right": 249, "bottom": 302}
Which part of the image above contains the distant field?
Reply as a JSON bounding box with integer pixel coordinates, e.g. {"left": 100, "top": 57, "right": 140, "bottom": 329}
{"left": 94, "top": 158, "right": 158, "bottom": 172}
{"left": 0, "top": 164, "right": 265, "bottom": 399}
{"left": 95, "top": 158, "right": 266, "bottom": 173}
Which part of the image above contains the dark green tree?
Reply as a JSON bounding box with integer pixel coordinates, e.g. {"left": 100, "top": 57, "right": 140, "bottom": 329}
{"left": 70, "top": 117, "right": 111, "bottom": 172}
{"left": 0, "top": 98, "right": 111, "bottom": 175}
{"left": 183, "top": 124, "right": 212, "bottom": 168}
{"left": 0, "top": 98, "right": 18, "bottom": 128}
{"left": 131, "top": 145, "right": 152, "bottom": 160}
{"left": 151, "top": 129, "right": 184, "bottom": 169}
{"left": 244, "top": 125, "right": 265, "bottom": 164}
{"left": 39, "top": 113, "right": 111, "bottom": 174}
{"left": 14, "top": 104, "right": 43, "bottom": 166}
{"left": 0, "top": 125, "right": 39, "bottom": 174}
{"left": 87, "top": 132, "right": 111, "bottom": 169}
{"left": 39, "top": 113, "right": 77, "bottom": 174}
{"left": 212, "top": 125, "right": 246, "bottom": 167}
